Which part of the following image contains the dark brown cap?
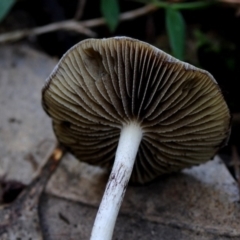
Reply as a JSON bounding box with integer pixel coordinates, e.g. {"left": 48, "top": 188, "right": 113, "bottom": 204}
{"left": 42, "top": 37, "right": 231, "bottom": 184}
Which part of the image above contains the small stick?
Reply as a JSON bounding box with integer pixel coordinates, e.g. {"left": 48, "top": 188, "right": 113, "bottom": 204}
{"left": 0, "top": 20, "right": 97, "bottom": 43}
{"left": 0, "top": 5, "right": 157, "bottom": 44}
{"left": 74, "top": 0, "right": 87, "bottom": 20}
{"left": 0, "top": 143, "right": 65, "bottom": 239}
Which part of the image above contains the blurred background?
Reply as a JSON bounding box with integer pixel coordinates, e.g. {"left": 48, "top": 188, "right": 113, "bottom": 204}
{"left": 0, "top": 0, "right": 240, "bottom": 187}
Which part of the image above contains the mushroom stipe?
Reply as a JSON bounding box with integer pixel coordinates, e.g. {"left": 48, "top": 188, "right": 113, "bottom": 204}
{"left": 42, "top": 37, "right": 231, "bottom": 240}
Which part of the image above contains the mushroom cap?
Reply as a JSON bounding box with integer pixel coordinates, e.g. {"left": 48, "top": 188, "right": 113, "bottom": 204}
{"left": 42, "top": 37, "right": 231, "bottom": 184}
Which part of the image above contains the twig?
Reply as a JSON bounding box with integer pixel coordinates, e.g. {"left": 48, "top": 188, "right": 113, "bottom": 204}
{"left": 74, "top": 0, "right": 87, "bottom": 20}
{"left": 82, "top": 4, "right": 157, "bottom": 28}
{"left": 0, "top": 143, "right": 66, "bottom": 239}
{"left": 0, "top": 4, "right": 158, "bottom": 44}
{"left": 0, "top": 20, "right": 97, "bottom": 43}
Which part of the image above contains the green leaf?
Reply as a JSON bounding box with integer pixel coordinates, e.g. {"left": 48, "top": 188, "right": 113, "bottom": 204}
{"left": 166, "top": 7, "right": 186, "bottom": 60}
{"left": 0, "top": 0, "right": 16, "bottom": 23}
{"left": 101, "top": 0, "right": 119, "bottom": 32}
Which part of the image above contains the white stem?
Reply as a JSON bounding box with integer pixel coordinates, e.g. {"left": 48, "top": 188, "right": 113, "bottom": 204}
{"left": 90, "top": 123, "right": 143, "bottom": 240}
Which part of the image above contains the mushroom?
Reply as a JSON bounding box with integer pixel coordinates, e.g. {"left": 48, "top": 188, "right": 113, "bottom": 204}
{"left": 42, "top": 37, "right": 230, "bottom": 240}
